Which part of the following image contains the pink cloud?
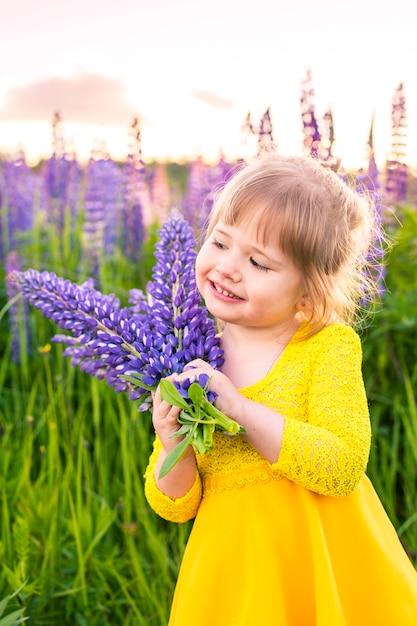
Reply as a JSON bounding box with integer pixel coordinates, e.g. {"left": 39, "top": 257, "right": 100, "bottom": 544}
{"left": 0, "top": 70, "right": 136, "bottom": 125}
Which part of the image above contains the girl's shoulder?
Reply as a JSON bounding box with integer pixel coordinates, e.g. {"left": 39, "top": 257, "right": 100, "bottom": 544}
{"left": 314, "top": 322, "right": 359, "bottom": 341}
{"left": 294, "top": 322, "right": 362, "bottom": 354}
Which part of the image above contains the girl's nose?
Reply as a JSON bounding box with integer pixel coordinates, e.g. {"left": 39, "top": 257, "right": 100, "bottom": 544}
{"left": 215, "top": 259, "right": 241, "bottom": 282}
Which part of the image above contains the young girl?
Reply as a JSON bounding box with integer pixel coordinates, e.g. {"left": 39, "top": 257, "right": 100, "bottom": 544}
{"left": 144, "top": 154, "right": 417, "bottom": 625}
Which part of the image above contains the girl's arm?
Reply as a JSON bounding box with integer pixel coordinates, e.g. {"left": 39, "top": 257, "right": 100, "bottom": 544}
{"left": 144, "top": 384, "right": 203, "bottom": 522}
{"left": 144, "top": 434, "right": 202, "bottom": 523}
{"left": 178, "top": 325, "right": 371, "bottom": 497}
{"left": 151, "top": 384, "right": 198, "bottom": 499}
{"left": 274, "top": 325, "right": 371, "bottom": 496}
{"left": 168, "top": 362, "right": 287, "bottom": 464}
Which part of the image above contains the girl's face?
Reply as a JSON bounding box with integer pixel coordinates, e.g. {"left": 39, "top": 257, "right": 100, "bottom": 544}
{"left": 196, "top": 218, "right": 303, "bottom": 332}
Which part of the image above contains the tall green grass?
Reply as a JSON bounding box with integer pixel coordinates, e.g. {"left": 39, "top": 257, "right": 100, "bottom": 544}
{"left": 362, "top": 205, "right": 417, "bottom": 563}
{"left": 0, "top": 191, "right": 416, "bottom": 623}
{"left": 0, "top": 198, "right": 191, "bottom": 624}
{"left": 0, "top": 306, "right": 192, "bottom": 624}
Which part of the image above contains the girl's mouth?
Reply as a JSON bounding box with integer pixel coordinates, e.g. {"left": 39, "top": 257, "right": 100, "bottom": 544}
{"left": 211, "top": 282, "right": 243, "bottom": 300}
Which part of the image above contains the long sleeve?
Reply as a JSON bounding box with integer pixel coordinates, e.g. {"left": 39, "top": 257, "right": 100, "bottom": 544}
{"left": 144, "top": 435, "right": 203, "bottom": 522}
{"left": 272, "top": 324, "right": 371, "bottom": 496}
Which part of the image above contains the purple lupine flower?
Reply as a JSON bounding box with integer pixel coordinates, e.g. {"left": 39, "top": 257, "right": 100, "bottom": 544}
{"left": 121, "top": 117, "right": 148, "bottom": 263}
{"left": 385, "top": 160, "right": 408, "bottom": 205}
{"left": 81, "top": 157, "right": 123, "bottom": 277}
{"left": 127, "top": 288, "right": 149, "bottom": 315}
{"left": 319, "top": 110, "right": 336, "bottom": 164}
{"left": 8, "top": 213, "right": 236, "bottom": 474}
{"left": 174, "top": 372, "right": 217, "bottom": 405}
{"left": 355, "top": 127, "right": 387, "bottom": 303}
{"left": 182, "top": 156, "right": 235, "bottom": 235}
{"left": 6, "top": 268, "right": 154, "bottom": 398}
{"left": 355, "top": 117, "right": 380, "bottom": 200}
{"left": 256, "top": 108, "right": 276, "bottom": 155}
{"left": 213, "top": 154, "right": 236, "bottom": 185}
{"left": 369, "top": 194, "right": 387, "bottom": 298}
{"left": 121, "top": 156, "right": 146, "bottom": 265}
{"left": 41, "top": 155, "right": 82, "bottom": 236}
{"left": 102, "top": 161, "right": 123, "bottom": 258}
{"left": 240, "top": 109, "right": 276, "bottom": 158}
{"left": 240, "top": 111, "right": 257, "bottom": 157}
{"left": 82, "top": 158, "right": 106, "bottom": 276}
{"left": 300, "top": 69, "right": 321, "bottom": 159}
{"left": 198, "top": 156, "right": 239, "bottom": 240}
{"left": 367, "top": 151, "right": 380, "bottom": 194}
{"left": 0, "top": 153, "right": 36, "bottom": 259}
{"left": 127, "top": 212, "right": 224, "bottom": 400}
{"left": 385, "top": 82, "right": 408, "bottom": 204}
{"left": 182, "top": 157, "right": 211, "bottom": 231}
{"left": 365, "top": 117, "right": 380, "bottom": 194}
{"left": 355, "top": 185, "right": 387, "bottom": 303}
{"left": 7, "top": 213, "right": 224, "bottom": 412}
{"left": 41, "top": 112, "right": 82, "bottom": 232}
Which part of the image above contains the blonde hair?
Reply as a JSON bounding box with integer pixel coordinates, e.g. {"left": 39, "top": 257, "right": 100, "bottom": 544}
{"left": 205, "top": 154, "right": 384, "bottom": 330}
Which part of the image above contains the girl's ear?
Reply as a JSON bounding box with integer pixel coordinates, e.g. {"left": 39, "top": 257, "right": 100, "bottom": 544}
{"left": 296, "top": 294, "right": 309, "bottom": 311}
{"left": 295, "top": 295, "right": 312, "bottom": 321}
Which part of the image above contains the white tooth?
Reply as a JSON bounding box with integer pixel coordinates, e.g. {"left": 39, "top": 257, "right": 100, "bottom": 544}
{"left": 214, "top": 283, "right": 237, "bottom": 298}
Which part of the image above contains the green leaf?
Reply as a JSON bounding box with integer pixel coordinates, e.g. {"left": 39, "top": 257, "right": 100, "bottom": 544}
{"left": 160, "top": 379, "right": 191, "bottom": 411}
{"left": 0, "top": 597, "right": 7, "bottom": 618}
{"left": 169, "top": 423, "right": 192, "bottom": 437}
{"left": 178, "top": 409, "right": 197, "bottom": 425}
{"left": 0, "top": 583, "right": 28, "bottom": 624}
{"left": 0, "top": 608, "right": 28, "bottom": 625}
{"left": 189, "top": 427, "right": 208, "bottom": 455}
{"left": 201, "top": 398, "right": 244, "bottom": 434}
{"left": 158, "top": 431, "right": 193, "bottom": 479}
{"left": 202, "top": 422, "right": 215, "bottom": 449}
{"left": 187, "top": 382, "right": 204, "bottom": 406}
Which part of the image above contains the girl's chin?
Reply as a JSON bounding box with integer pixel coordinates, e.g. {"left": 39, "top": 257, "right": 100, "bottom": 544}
{"left": 206, "top": 302, "right": 242, "bottom": 326}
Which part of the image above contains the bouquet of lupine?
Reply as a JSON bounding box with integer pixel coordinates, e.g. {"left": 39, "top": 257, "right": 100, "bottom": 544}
{"left": 7, "top": 213, "right": 245, "bottom": 477}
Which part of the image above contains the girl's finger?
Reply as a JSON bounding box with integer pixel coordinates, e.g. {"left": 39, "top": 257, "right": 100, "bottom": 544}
{"left": 184, "top": 359, "right": 212, "bottom": 370}
{"left": 183, "top": 363, "right": 197, "bottom": 372}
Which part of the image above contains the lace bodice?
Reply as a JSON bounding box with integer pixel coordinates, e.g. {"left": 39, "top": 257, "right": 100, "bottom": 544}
{"left": 144, "top": 324, "right": 371, "bottom": 522}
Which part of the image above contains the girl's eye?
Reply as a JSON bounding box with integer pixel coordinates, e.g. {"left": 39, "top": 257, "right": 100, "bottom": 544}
{"left": 213, "top": 239, "right": 226, "bottom": 250}
{"left": 250, "top": 258, "right": 269, "bottom": 272}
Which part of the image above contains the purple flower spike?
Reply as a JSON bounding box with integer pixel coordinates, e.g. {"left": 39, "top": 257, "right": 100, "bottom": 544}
{"left": 145, "top": 212, "right": 224, "bottom": 375}
{"left": 7, "top": 213, "right": 238, "bottom": 473}
{"left": 7, "top": 213, "right": 224, "bottom": 416}
{"left": 6, "top": 269, "right": 153, "bottom": 398}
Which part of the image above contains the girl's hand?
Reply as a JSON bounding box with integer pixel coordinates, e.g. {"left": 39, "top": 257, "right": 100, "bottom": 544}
{"left": 176, "top": 359, "right": 246, "bottom": 424}
{"left": 152, "top": 360, "right": 244, "bottom": 451}
{"left": 152, "top": 378, "right": 184, "bottom": 453}
{"left": 175, "top": 360, "right": 285, "bottom": 466}
{"left": 152, "top": 361, "right": 285, "bottom": 492}
{"left": 152, "top": 373, "right": 199, "bottom": 498}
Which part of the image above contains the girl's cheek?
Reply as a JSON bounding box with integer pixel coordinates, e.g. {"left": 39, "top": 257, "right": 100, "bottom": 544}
{"left": 195, "top": 247, "right": 205, "bottom": 269}
{"left": 195, "top": 254, "right": 205, "bottom": 291}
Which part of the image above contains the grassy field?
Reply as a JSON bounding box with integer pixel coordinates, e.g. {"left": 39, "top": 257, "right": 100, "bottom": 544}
{"left": 0, "top": 158, "right": 416, "bottom": 624}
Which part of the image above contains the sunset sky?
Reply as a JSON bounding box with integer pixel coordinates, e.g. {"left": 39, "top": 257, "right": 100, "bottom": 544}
{"left": 1, "top": 0, "right": 415, "bottom": 169}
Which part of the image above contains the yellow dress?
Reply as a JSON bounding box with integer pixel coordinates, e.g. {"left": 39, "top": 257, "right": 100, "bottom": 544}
{"left": 144, "top": 324, "right": 417, "bottom": 625}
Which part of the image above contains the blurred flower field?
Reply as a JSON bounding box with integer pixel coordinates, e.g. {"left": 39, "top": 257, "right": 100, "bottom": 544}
{"left": 0, "top": 86, "right": 417, "bottom": 623}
